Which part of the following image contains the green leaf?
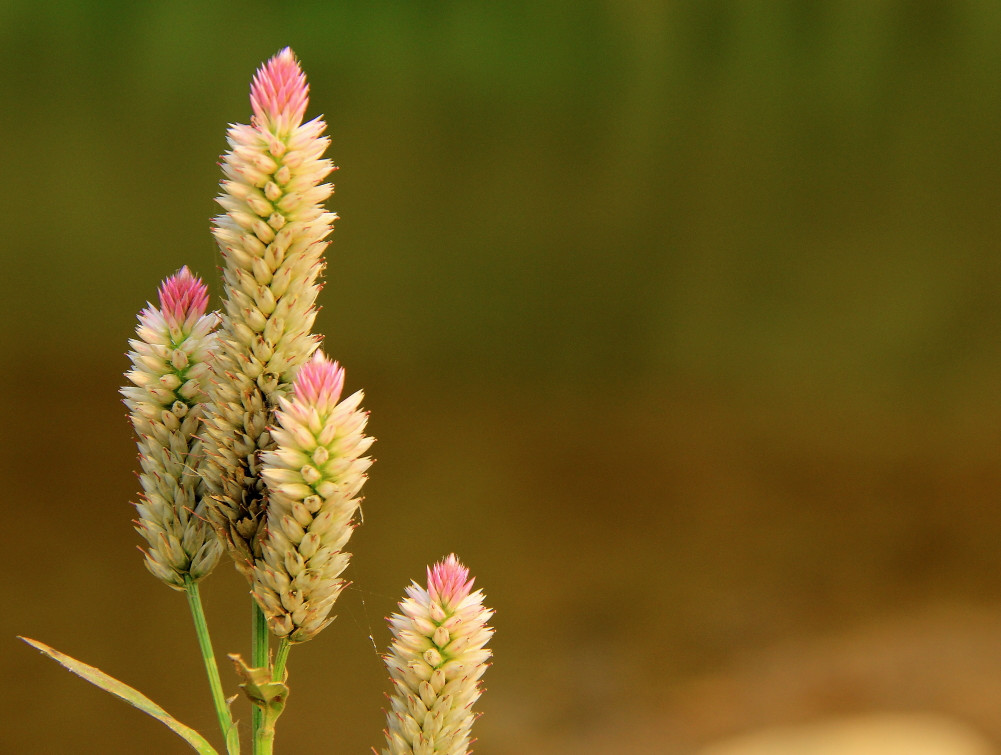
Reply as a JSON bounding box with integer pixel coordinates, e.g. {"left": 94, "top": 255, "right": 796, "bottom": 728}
{"left": 19, "top": 636, "right": 220, "bottom": 755}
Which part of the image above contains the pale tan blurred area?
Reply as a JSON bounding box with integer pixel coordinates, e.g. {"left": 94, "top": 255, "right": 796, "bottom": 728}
{"left": 6, "top": 2, "right": 1001, "bottom": 754}
{"left": 483, "top": 602, "right": 1001, "bottom": 753}
{"left": 697, "top": 714, "right": 995, "bottom": 755}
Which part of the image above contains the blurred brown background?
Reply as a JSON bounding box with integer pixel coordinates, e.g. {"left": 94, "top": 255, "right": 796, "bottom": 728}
{"left": 5, "top": 2, "right": 1001, "bottom": 753}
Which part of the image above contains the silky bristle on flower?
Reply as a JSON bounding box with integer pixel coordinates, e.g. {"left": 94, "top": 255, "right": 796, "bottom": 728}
{"left": 252, "top": 352, "right": 374, "bottom": 642}
{"left": 381, "top": 555, "right": 494, "bottom": 755}
{"left": 121, "top": 268, "right": 223, "bottom": 588}
{"left": 200, "top": 48, "right": 337, "bottom": 578}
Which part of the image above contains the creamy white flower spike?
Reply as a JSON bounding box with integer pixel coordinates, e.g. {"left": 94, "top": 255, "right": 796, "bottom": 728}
{"left": 252, "top": 351, "right": 373, "bottom": 642}
{"left": 122, "top": 267, "right": 223, "bottom": 588}
{"left": 382, "top": 555, "right": 494, "bottom": 755}
{"left": 200, "top": 47, "right": 337, "bottom": 577}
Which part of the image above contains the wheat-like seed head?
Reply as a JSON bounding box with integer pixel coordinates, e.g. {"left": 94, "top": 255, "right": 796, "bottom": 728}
{"left": 122, "top": 267, "right": 223, "bottom": 588}
{"left": 252, "top": 351, "right": 373, "bottom": 642}
{"left": 382, "top": 555, "right": 494, "bottom": 755}
{"left": 200, "top": 47, "right": 337, "bottom": 577}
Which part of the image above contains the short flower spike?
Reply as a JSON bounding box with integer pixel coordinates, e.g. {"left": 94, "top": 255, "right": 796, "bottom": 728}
{"left": 121, "top": 268, "right": 223, "bottom": 588}
{"left": 382, "top": 555, "right": 494, "bottom": 755}
{"left": 200, "top": 48, "right": 338, "bottom": 578}
{"left": 252, "top": 351, "right": 374, "bottom": 642}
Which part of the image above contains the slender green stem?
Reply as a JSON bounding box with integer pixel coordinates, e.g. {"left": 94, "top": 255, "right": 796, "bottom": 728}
{"left": 257, "top": 726, "right": 275, "bottom": 755}
{"left": 272, "top": 639, "right": 291, "bottom": 682}
{"left": 251, "top": 600, "right": 269, "bottom": 755}
{"left": 184, "top": 577, "right": 239, "bottom": 755}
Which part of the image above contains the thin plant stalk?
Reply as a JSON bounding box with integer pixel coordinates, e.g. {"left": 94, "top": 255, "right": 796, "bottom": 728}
{"left": 248, "top": 617, "right": 288, "bottom": 755}
{"left": 185, "top": 577, "right": 239, "bottom": 755}
{"left": 251, "top": 600, "right": 269, "bottom": 754}
{"left": 256, "top": 721, "right": 275, "bottom": 755}
{"left": 272, "top": 639, "right": 291, "bottom": 683}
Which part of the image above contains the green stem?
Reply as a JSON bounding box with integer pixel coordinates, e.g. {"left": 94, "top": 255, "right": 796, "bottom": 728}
{"left": 251, "top": 600, "right": 269, "bottom": 755}
{"left": 257, "top": 724, "right": 275, "bottom": 755}
{"left": 184, "top": 577, "right": 239, "bottom": 755}
{"left": 272, "top": 639, "right": 291, "bottom": 682}
{"left": 256, "top": 727, "right": 275, "bottom": 755}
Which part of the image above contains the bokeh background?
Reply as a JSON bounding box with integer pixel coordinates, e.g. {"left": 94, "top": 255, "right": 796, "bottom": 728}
{"left": 5, "top": 2, "right": 1001, "bottom": 753}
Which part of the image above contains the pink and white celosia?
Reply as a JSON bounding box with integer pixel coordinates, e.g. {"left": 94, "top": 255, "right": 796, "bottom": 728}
{"left": 200, "top": 47, "right": 337, "bottom": 576}
{"left": 121, "top": 267, "right": 223, "bottom": 588}
{"left": 252, "top": 351, "right": 373, "bottom": 642}
{"left": 382, "top": 555, "right": 494, "bottom": 755}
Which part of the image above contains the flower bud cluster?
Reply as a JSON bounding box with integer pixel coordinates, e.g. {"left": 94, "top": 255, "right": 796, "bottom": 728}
{"left": 200, "top": 47, "right": 337, "bottom": 576}
{"left": 382, "top": 555, "right": 493, "bottom": 755}
{"left": 122, "top": 267, "right": 223, "bottom": 588}
{"left": 252, "top": 352, "right": 373, "bottom": 642}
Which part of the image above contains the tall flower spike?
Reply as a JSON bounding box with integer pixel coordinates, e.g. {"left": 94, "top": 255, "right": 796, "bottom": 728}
{"left": 200, "top": 47, "right": 337, "bottom": 577}
{"left": 252, "top": 351, "right": 373, "bottom": 642}
{"left": 382, "top": 555, "right": 494, "bottom": 755}
{"left": 121, "top": 267, "right": 224, "bottom": 588}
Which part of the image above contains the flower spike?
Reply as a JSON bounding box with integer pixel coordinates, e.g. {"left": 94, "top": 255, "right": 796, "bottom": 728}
{"left": 252, "top": 351, "right": 374, "bottom": 642}
{"left": 121, "top": 267, "right": 223, "bottom": 588}
{"left": 200, "top": 48, "right": 338, "bottom": 578}
{"left": 381, "top": 555, "right": 494, "bottom": 755}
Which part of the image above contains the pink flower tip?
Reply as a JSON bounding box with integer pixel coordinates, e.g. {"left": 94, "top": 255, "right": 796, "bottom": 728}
{"left": 427, "top": 554, "right": 474, "bottom": 606}
{"left": 158, "top": 266, "right": 208, "bottom": 326}
{"left": 250, "top": 47, "right": 309, "bottom": 128}
{"left": 293, "top": 351, "right": 345, "bottom": 409}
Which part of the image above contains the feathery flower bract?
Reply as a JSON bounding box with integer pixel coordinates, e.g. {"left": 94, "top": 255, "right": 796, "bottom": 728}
{"left": 122, "top": 267, "right": 223, "bottom": 588}
{"left": 382, "top": 555, "right": 494, "bottom": 755}
{"left": 201, "top": 47, "right": 337, "bottom": 576}
{"left": 252, "top": 351, "right": 373, "bottom": 642}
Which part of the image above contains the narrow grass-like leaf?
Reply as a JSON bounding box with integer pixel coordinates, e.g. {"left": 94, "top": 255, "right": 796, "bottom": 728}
{"left": 19, "top": 636, "right": 220, "bottom": 755}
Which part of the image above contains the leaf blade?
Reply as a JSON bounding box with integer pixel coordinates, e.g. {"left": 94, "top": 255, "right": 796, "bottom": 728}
{"left": 19, "top": 636, "right": 220, "bottom": 755}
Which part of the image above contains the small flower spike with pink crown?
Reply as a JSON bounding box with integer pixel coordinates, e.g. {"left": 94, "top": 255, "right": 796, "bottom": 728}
{"left": 253, "top": 351, "right": 374, "bottom": 643}
{"left": 121, "top": 267, "right": 223, "bottom": 588}
{"left": 382, "top": 555, "right": 494, "bottom": 755}
{"left": 201, "top": 47, "right": 337, "bottom": 578}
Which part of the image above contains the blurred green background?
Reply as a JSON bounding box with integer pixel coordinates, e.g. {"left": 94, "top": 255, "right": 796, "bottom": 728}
{"left": 5, "top": 1, "right": 1001, "bottom": 753}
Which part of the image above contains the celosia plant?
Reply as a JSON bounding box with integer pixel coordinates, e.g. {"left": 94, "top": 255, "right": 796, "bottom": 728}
{"left": 20, "top": 48, "right": 493, "bottom": 755}
{"left": 121, "top": 266, "right": 223, "bottom": 589}
{"left": 200, "top": 47, "right": 334, "bottom": 579}
{"left": 383, "top": 555, "right": 494, "bottom": 755}
{"left": 253, "top": 351, "right": 373, "bottom": 645}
